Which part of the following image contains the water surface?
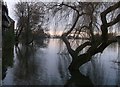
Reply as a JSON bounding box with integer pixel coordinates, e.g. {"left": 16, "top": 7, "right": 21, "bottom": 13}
{"left": 3, "top": 39, "right": 120, "bottom": 85}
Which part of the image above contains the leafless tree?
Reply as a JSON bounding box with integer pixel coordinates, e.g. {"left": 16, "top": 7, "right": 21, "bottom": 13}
{"left": 47, "top": 1, "right": 120, "bottom": 84}
{"left": 14, "top": 1, "right": 45, "bottom": 45}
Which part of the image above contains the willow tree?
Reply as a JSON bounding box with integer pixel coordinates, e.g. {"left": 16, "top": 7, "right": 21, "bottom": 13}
{"left": 48, "top": 1, "right": 120, "bottom": 76}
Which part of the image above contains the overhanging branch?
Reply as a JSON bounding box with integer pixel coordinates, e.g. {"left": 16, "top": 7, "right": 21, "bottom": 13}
{"left": 75, "top": 41, "right": 91, "bottom": 55}
{"left": 77, "top": 36, "right": 118, "bottom": 66}
{"left": 107, "top": 14, "right": 120, "bottom": 27}
{"left": 61, "top": 34, "right": 75, "bottom": 57}
{"left": 64, "top": 13, "right": 80, "bottom": 36}
{"left": 101, "top": 1, "right": 120, "bottom": 15}
{"left": 60, "top": 3, "right": 79, "bottom": 14}
{"left": 100, "top": 1, "right": 120, "bottom": 41}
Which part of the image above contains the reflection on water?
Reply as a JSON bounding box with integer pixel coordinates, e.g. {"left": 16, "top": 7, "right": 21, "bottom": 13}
{"left": 117, "top": 42, "right": 120, "bottom": 86}
{"left": 2, "top": 39, "right": 120, "bottom": 85}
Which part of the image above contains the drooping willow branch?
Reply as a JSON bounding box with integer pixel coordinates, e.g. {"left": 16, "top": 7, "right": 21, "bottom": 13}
{"left": 73, "top": 1, "right": 120, "bottom": 68}
{"left": 61, "top": 2, "right": 120, "bottom": 71}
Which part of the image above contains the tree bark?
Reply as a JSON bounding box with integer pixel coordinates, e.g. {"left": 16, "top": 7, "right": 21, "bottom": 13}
{"left": 60, "top": 2, "right": 120, "bottom": 85}
{"left": 62, "top": 1, "right": 120, "bottom": 71}
{"left": 101, "top": 1, "right": 120, "bottom": 41}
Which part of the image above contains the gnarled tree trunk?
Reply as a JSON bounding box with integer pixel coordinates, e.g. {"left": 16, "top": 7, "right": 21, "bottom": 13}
{"left": 61, "top": 1, "right": 120, "bottom": 83}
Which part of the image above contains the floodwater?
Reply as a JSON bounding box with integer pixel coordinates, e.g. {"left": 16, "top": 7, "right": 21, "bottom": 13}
{"left": 2, "top": 39, "right": 120, "bottom": 86}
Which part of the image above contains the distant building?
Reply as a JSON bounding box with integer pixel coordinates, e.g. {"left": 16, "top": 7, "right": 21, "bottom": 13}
{"left": 2, "top": 2, "right": 15, "bottom": 35}
{"left": 2, "top": 2, "right": 15, "bottom": 80}
{"left": 0, "top": 0, "right": 2, "bottom": 83}
{"left": 0, "top": 1, "right": 2, "bottom": 49}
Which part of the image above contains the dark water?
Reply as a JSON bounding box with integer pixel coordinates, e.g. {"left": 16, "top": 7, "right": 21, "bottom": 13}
{"left": 2, "top": 39, "right": 120, "bottom": 85}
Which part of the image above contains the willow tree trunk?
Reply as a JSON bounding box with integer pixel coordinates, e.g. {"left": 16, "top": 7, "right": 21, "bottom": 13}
{"left": 61, "top": 2, "right": 120, "bottom": 85}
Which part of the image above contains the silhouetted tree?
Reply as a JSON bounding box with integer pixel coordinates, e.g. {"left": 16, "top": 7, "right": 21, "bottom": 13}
{"left": 14, "top": 1, "right": 45, "bottom": 45}
{"left": 47, "top": 1, "right": 120, "bottom": 85}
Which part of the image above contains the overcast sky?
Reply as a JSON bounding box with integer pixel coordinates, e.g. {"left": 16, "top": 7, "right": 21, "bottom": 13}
{"left": 4, "top": 0, "right": 119, "bottom": 20}
{"left": 3, "top": 0, "right": 119, "bottom": 35}
{"left": 3, "top": 0, "right": 64, "bottom": 35}
{"left": 4, "top": 0, "right": 19, "bottom": 28}
{"left": 4, "top": 0, "right": 19, "bottom": 19}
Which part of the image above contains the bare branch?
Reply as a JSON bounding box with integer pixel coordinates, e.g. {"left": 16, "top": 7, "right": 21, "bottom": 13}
{"left": 102, "top": 1, "right": 120, "bottom": 16}
{"left": 75, "top": 41, "right": 91, "bottom": 55}
{"left": 63, "top": 12, "right": 86, "bottom": 37}
{"left": 107, "top": 14, "right": 120, "bottom": 27}
{"left": 77, "top": 36, "right": 118, "bottom": 67}
{"left": 60, "top": 3, "right": 79, "bottom": 14}
{"left": 100, "top": 1, "right": 120, "bottom": 41}
{"left": 61, "top": 35, "right": 75, "bottom": 58}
